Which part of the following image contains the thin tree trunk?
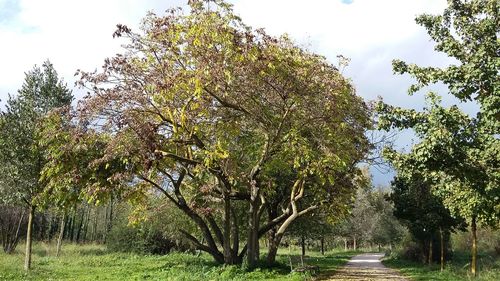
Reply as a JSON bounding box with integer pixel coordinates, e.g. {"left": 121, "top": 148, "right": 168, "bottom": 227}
{"left": 222, "top": 196, "right": 233, "bottom": 264}
{"left": 320, "top": 237, "right": 325, "bottom": 255}
{"left": 428, "top": 238, "right": 433, "bottom": 265}
{"left": 9, "top": 209, "right": 25, "bottom": 254}
{"left": 82, "top": 206, "right": 91, "bottom": 242}
{"left": 353, "top": 236, "right": 357, "bottom": 251}
{"left": 56, "top": 213, "right": 65, "bottom": 257}
{"left": 69, "top": 209, "right": 76, "bottom": 242}
{"left": 24, "top": 206, "right": 35, "bottom": 271}
{"left": 440, "top": 227, "right": 444, "bottom": 271}
{"left": 91, "top": 208, "right": 98, "bottom": 242}
{"left": 344, "top": 238, "right": 348, "bottom": 251}
{"left": 471, "top": 216, "right": 477, "bottom": 276}
{"left": 76, "top": 207, "right": 85, "bottom": 243}
{"left": 301, "top": 236, "right": 305, "bottom": 257}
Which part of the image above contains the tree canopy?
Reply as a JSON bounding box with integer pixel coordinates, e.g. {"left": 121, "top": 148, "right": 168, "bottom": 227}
{"left": 72, "top": 0, "right": 372, "bottom": 266}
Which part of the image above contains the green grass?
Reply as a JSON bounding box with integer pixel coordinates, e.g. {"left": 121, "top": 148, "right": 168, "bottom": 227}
{"left": 383, "top": 251, "right": 500, "bottom": 281}
{"left": 0, "top": 243, "right": 357, "bottom": 280}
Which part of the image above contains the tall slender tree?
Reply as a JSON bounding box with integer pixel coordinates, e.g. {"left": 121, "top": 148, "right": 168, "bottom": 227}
{"left": 0, "top": 61, "right": 72, "bottom": 270}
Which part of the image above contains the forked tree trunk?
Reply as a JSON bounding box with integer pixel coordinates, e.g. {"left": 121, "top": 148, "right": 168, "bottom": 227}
{"left": 24, "top": 206, "right": 35, "bottom": 271}
{"left": 471, "top": 216, "right": 477, "bottom": 276}
{"left": 56, "top": 213, "right": 66, "bottom": 257}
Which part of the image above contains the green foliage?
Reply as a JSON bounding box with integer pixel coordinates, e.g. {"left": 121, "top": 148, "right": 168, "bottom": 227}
{"left": 389, "top": 176, "right": 465, "bottom": 257}
{"left": 107, "top": 200, "right": 197, "bottom": 255}
{"left": 378, "top": 94, "right": 499, "bottom": 227}
{"left": 337, "top": 185, "right": 405, "bottom": 248}
{"left": 392, "top": 0, "right": 499, "bottom": 122}
{"left": 0, "top": 60, "right": 72, "bottom": 207}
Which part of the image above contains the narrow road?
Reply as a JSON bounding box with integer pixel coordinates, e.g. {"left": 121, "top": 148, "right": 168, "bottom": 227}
{"left": 320, "top": 253, "right": 408, "bottom": 281}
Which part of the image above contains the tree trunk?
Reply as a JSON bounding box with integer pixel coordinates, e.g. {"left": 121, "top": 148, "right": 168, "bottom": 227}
{"left": 471, "top": 216, "right": 477, "bottom": 276}
{"left": 246, "top": 197, "right": 260, "bottom": 268}
{"left": 56, "top": 213, "right": 65, "bottom": 257}
{"left": 320, "top": 237, "right": 325, "bottom": 255}
{"left": 24, "top": 206, "right": 34, "bottom": 271}
{"left": 440, "top": 227, "right": 444, "bottom": 271}
{"left": 353, "top": 236, "right": 357, "bottom": 251}
{"left": 69, "top": 209, "right": 76, "bottom": 242}
{"left": 230, "top": 207, "right": 240, "bottom": 264}
{"left": 222, "top": 196, "right": 233, "bottom": 264}
{"left": 76, "top": 207, "right": 85, "bottom": 243}
{"left": 428, "top": 238, "right": 433, "bottom": 265}
{"left": 91, "top": 208, "right": 98, "bottom": 242}
{"left": 301, "top": 236, "right": 306, "bottom": 257}
{"left": 7, "top": 209, "right": 25, "bottom": 254}
{"left": 344, "top": 238, "right": 348, "bottom": 251}
{"left": 82, "top": 206, "right": 91, "bottom": 242}
{"left": 267, "top": 233, "right": 281, "bottom": 265}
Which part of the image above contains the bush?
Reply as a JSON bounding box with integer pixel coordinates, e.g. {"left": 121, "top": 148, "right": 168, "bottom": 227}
{"left": 106, "top": 200, "right": 196, "bottom": 255}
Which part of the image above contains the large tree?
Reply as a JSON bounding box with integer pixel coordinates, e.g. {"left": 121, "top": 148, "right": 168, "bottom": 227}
{"left": 0, "top": 61, "right": 72, "bottom": 270}
{"left": 73, "top": 0, "right": 371, "bottom": 267}
{"left": 377, "top": 0, "right": 499, "bottom": 275}
{"left": 378, "top": 94, "right": 499, "bottom": 275}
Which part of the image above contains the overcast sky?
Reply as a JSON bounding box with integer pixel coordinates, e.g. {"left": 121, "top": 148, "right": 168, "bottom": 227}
{"left": 0, "top": 0, "right": 475, "bottom": 185}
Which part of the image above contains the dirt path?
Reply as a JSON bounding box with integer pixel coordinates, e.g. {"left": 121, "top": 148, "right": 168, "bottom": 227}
{"left": 318, "top": 253, "right": 408, "bottom": 281}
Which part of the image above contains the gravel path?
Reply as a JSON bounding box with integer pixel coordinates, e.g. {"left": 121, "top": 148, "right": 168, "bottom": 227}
{"left": 320, "top": 253, "right": 408, "bottom": 281}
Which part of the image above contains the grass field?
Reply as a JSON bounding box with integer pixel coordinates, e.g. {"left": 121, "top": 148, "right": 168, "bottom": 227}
{"left": 383, "top": 251, "right": 500, "bottom": 281}
{"left": 0, "top": 243, "right": 357, "bottom": 280}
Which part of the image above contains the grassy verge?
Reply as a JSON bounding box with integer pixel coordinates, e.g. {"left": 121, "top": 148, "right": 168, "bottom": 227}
{"left": 0, "top": 243, "right": 357, "bottom": 281}
{"left": 383, "top": 251, "right": 500, "bottom": 281}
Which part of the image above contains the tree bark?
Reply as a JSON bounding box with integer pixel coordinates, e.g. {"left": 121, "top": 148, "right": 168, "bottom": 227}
{"left": 56, "top": 213, "right": 65, "bottom": 257}
{"left": 24, "top": 206, "right": 34, "bottom": 271}
{"left": 353, "top": 236, "right": 357, "bottom": 251}
{"left": 440, "top": 227, "right": 444, "bottom": 271}
{"left": 471, "top": 216, "right": 477, "bottom": 276}
{"left": 344, "top": 238, "right": 348, "bottom": 251}
{"left": 266, "top": 233, "right": 280, "bottom": 265}
{"left": 246, "top": 193, "right": 260, "bottom": 268}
